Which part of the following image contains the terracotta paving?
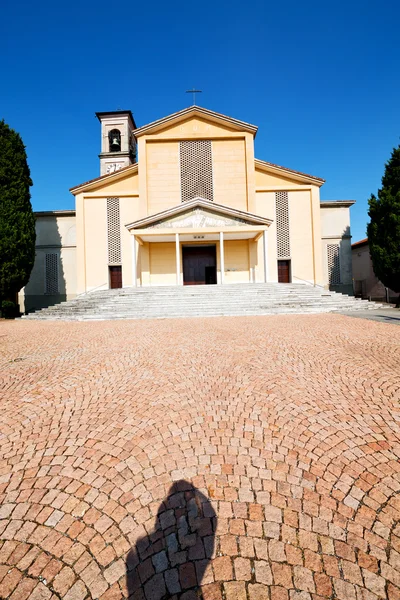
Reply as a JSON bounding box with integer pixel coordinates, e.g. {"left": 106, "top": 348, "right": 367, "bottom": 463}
{"left": 0, "top": 314, "right": 400, "bottom": 600}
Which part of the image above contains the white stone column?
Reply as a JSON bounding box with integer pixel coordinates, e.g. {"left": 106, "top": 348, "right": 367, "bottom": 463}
{"left": 131, "top": 235, "right": 137, "bottom": 287}
{"left": 219, "top": 232, "right": 225, "bottom": 284}
{"left": 175, "top": 233, "right": 180, "bottom": 285}
{"left": 263, "top": 230, "right": 268, "bottom": 283}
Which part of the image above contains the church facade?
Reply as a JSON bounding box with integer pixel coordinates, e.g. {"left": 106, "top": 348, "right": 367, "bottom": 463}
{"left": 20, "top": 106, "right": 355, "bottom": 313}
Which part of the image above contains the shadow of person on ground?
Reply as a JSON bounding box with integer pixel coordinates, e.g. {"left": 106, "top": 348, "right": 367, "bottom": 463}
{"left": 126, "top": 480, "right": 216, "bottom": 599}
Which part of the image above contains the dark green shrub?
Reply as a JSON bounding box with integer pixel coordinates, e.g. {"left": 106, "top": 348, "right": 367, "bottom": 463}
{"left": 1, "top": 300, "right": 16, "bottom": 319}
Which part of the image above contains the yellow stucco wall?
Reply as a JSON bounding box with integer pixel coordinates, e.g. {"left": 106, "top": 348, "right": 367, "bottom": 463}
{"left": 84, "top": 198, "right": 108, "bottom": 292}
{"left": 80, "top": 170, "right": 139, "bottom": 197}
{"left": 224, "top": 240, "right": 250, "bottom": 283}
{"left": 144, "top": 137, "right": 251, "bottom": 213}
{"left": 144, "top": 116, "right": 247, "bottom": 140}
{"left": 149, "top": 243, "right": 176, "bottom": 285}
{"left": 120, "top": 196, "right": 141, "bottom": 287}
{"left": 140, "top": 243, "right": 150, "bottom": 286}
{"left": 255, "top": 167, "right": 310, "bottom": 189}
{"left": 147, "top": 142, "right": 180, "bottom": 214}
{"left": 212, "top": 140, "right": 247, "bottom": 210}
{"left": 310, "top": 187, "right": 324, "bottom": 287}
{"left": 289, "top": 191, "right": 314, "bottom": 284}
{"left": 254, "top": 191, "right": 278, "bottom": 282}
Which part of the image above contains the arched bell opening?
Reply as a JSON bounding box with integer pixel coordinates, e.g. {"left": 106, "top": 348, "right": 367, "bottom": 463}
{"left": 109, "top": 129, "right": 121, "bottom": 152}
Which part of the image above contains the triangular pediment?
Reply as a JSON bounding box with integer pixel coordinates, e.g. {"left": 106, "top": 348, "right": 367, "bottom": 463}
{"left": 133, "top": 106, "right": 258, "bottom": 138}
{"left": 126, "top": 198, "right": 271, "bottom": 230}
{"left": 149, "top": 207, "right": 249, "bottom": 229}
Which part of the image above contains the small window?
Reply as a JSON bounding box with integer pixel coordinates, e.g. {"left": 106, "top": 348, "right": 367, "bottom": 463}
{"left": 109, "top": 129, "right": 121, "bottom": 152}
{"left": 45, "top": 253, "right": 59, "bottom": 294}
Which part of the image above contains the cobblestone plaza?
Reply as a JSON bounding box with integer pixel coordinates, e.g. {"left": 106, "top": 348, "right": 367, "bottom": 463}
{"left": 1, "top": 315, "right": 399, "bottom": 599}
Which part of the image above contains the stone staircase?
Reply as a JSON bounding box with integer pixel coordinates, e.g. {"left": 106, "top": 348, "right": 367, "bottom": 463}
{"left": 22, "top": 284, "right": 384, "bottom": 321}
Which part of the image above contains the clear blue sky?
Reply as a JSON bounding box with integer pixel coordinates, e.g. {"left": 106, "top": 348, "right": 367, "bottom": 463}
{"left": 2, "top": 0, "right": 399, "bottom": 244}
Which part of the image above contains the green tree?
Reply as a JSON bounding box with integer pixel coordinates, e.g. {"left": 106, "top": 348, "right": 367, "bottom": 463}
{"left": 0, "top": 120, "right": 36, "bottom": 311}
{"left": 367, "top": 144, "right": 400, "bottom": 302}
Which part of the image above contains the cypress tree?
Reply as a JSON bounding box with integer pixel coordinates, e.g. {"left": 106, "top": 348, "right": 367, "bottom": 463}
{"left": 367, "top": 144, "right": 400, "bottom": 300}
{"left": 0, "top": 120, "right": 36, "bottom": 309}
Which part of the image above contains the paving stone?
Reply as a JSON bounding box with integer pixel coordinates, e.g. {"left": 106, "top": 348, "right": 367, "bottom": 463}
{"left": 254, "top": 560, "right": 273, "bottom": 585}
{"left": 223, "top": 580, "right": 246, "bottom": 599}
{"left": 234, "top": 557, "right": 251, "bottom": 581}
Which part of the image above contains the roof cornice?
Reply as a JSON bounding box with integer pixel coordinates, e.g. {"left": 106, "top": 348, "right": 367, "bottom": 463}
{"left": 34, "top": 210, "right": 76, "bottom": 217}
{"left": 70, "top": 163, "right": 139, "bottom": 194}
{"left": 255, "top": 158, "right": 325, "bottom": 186}
{"left": 133, "top": 106, "right": 258, "bottom": 138}
{"left": 320, "top": 200, "right": 356, "bottom": 208}
{"left": 95, "top": 110, "right": 136, "bottom": 128}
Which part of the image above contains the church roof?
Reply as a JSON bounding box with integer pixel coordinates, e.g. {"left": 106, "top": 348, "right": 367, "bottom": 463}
{"left": 132, "top": 106, "right": 258, "bottom": 137}
{"left": 255, "top": 158, "right": 325, "bottom": 185}
{"left": 70, "top": 163, "right": 138, "bottom": 193}
{"left": 351, "top": 237, "right": 368, "bottom": 248}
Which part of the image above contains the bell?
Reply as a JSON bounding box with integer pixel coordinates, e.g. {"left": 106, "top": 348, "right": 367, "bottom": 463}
{"left": 111, "top": 137, "right": 120, "bottom": 148}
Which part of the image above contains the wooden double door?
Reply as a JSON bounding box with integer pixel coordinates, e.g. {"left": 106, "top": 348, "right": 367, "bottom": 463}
{"left": 182, "top": 245, "right": 217, "bottom": 285}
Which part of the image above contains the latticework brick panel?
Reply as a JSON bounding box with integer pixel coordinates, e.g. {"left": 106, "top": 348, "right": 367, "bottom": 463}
{"left": 275, "top": 191, "right": 291, "bottom": 258}
{"left": 45, "top": 253, "right": 58, "bottom": 294}
{"left": 180, "top": 140, "right": 213, "bottom": 202}
{"left": 107, "top": 198, "right": 121, "bottom": 265}
{"left": 327, "top": 243, "right": 341, "bottom": 284}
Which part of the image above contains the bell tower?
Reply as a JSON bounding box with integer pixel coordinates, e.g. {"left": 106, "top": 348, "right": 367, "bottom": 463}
{"left": 96, "top": 110, "right": 137, "bottom": 176}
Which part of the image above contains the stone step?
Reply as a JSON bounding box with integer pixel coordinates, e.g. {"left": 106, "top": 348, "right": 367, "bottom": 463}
{"left": 27, "top": 306, "right": 381, "bottom": 319}
{"left": 41, "top": 295, "right": 370, "bottom": 308}
{"left": 35, "top": 306, "right": 372, "bottom": 318}
{"left": 40, "top": 300, "right": 376, "bottom": 313}
{"left": 23, "top": 283, "right": 384, "bottom": 321}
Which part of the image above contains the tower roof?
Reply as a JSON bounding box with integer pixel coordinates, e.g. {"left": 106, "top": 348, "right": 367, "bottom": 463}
{"left": 95, "top": 110, "right": 136, "bottom": 128}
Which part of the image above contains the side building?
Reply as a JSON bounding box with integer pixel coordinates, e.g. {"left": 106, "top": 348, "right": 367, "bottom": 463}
{"left": 20, "top": 211, "right": 77, "bottom": 313}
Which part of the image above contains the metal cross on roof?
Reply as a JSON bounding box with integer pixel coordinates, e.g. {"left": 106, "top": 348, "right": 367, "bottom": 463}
{"left": 186, "top": 88, "right": 202, "bottom": 105}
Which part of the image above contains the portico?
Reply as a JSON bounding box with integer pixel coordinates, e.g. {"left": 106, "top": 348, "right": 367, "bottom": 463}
{"left": 125, "top": 198, "right": 272, "bottom": 286}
